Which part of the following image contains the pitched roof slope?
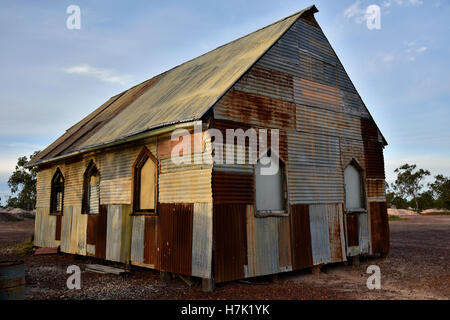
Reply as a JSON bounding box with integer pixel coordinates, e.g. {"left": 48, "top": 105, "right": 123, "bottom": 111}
{"left": 30, "top": 5, "right": 317, "bottom": 166}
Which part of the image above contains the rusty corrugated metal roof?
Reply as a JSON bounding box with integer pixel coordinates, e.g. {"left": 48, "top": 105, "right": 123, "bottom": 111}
{"left": 29, "top": 5, "right": 318, "bottom": 166}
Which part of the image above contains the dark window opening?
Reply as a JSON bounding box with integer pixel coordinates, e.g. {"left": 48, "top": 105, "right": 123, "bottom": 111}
{"left": 50, "top": 168, "right": 64, "bottom": 215}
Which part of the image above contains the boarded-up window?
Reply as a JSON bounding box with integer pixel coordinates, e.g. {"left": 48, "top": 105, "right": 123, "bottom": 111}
{"left": 133, "top": 147, "right": 158, "bottom": 214}
{"left": 255, "top": 153, "right": 287, "bottom": 214}
{"left": 83, "top": 161, "right": 100, "bottom": 214}
{"left": 344, "top": 161, "right": 365, "bottom": 210}
{"left": 50, "top": 168, "right": 64, "bottom": 215}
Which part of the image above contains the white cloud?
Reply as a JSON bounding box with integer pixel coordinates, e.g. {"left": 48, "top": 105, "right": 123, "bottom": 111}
{"left": 64, "top": 64, "right": 132, "bottom": 85}
{"left": 343, "top": 1, "right": 367, "bottom": 24}
{"left": 382, "top": 0, "right": 423, "bottom": 7}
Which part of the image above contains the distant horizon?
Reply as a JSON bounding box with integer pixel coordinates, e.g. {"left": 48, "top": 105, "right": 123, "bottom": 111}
{"left": 1, "top": 0, "right": 449, "bottom": 204}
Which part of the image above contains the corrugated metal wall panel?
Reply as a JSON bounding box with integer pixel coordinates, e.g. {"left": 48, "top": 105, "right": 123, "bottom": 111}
{"left": 309, "top": 204, "right": 332, "bottom": 265}
{"left": 296, "top": 105, "right": 363, "bottom": 141}
{"left": 105, "top": 204, "right": 132, "bottom": 263}
{"left": 158, "top": 203, "right": 194, "bottom": 276}
{"left": 212, "top": 171, "right": 254, "bottom": 204}
{"left": 191, "top": 202, "right": 213, "bottom": 278}
{"left": 34, "top": 207, "right": 58, "bottom": 248}
{"left": 370, "top": 202, "right": 390, "bottom": 255}
{"left": 60, "top": 206, "right": 87, "bottom": 255}
{"left": 85, "top": 204, "right": 108, "bottom": 258}
{"left": 36, "top": 169, "right": 52, "bottom": 208}
{"left": 214, "top": 89, "right": 296, "bottom": 130}
{"left": 278, "top": 216, "right": 292, "bottom": 270}
{"left": 130, "top": 215, "right": 145, "bottom": 264}
{"left": 159, "top": 169, "right": 212, "bottom": 203}
{"left": 290, "top": 204, "right": 313, "bottom": 270}
{"left": 326, "top": 204, "right": 346, "bottom": 263}
{"left": 246, "top": 205, "right": 279, "bottom": 278}
{"left": 100, "top": 178, "right": 132, "bottom": 205}
{"left": 214, "top": 204, "right": 247, "bottom": 283}
{"left": 144, "top": 216, "right": 158, "bottom": 266}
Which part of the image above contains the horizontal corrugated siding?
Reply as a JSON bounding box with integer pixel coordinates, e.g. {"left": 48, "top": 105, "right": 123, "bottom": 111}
{"left": 159, "top": 169, "right": 212, "bottom": 203}
{"left": 36, "top": 169, "right": 52, "bottom": 208}
{"left": 213, "top": 171, "right": 254, "bottom": 204}
{"left": 100, "top": 178, "right": 132, "bottom": 205}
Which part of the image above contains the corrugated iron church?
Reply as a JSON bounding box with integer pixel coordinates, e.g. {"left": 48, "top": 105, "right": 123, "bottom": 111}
{"left": 28, "top": 5, "right": 389, "bottom": 288}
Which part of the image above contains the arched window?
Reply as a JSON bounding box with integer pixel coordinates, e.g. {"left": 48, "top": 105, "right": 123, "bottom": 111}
{"left": 133, "top": 147, "right": 158, "bottom": 214}
{"left": 254, "top": 150, "right": 287, "bottom": 216}
{"left": 83, "top": 160, "right": 100, "bottom": 214}
{"left": 50, "top": 168, "right": 64, "bottom": 215}
{"left": 344, "top": 160, "right": 365, "bottom": 211}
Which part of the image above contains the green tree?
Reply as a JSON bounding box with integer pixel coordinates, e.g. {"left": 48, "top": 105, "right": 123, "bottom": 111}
{"left": 7, "top": 151, "right": 40, "bottom": 210}
{"left": 392, "top": 164, "right": 430, "bottom": 212}
{"left": 428, "top": 175, "right": 450, "bottom": 209}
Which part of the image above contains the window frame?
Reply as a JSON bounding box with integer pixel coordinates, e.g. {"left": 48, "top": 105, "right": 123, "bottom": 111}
{"left": 82, "top": 160, "right": 100, "bottom": 215}
{"left": 132, "top": 147, "right": 159, "bottom": 215}
{"left": 253, "top": 150, "right": 289, "bottom": 218}
{"left": 343, "top": 159, "right": 367, "bottom": 214}
{"left": 50, "top": 168, "right": 64, "bottom": 216}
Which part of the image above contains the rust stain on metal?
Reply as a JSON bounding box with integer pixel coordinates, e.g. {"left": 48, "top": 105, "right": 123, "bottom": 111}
{"left": 290, "top": 204, "right": 313, "bottom": 270}
{"left": 143, "top": 216, "right": 158, "bottom": 267}
{"left": 55, "top": 215, "right": 62, "bottom": 241}
{"left": 370, "top": 202, "right": 390, "bottom": 255}
{"left": 213, "top": 171, "right": 254, "bottom": 204}
{"left": 367, "top": 179, "right": 385, "bottom": 197}
{"left": 361, "top": 118, "right": 385, "bottom": 179}
{"left": 278, "top": 216, "right": 292, "bottom": 268}
{"left": 86, "top": 205, "right": 108, "bottom": 258}
{"left": 158, "top": 203, "right": 194, "bottom": 276}
{"left": 346, "top": 214, "right": 359, "bottom": 247}
{"left": 213, "top": 204, "right": 247, "bottom": 283}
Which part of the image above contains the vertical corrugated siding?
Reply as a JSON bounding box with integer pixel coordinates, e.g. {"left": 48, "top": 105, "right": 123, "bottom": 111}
{"left": 290, "top": 204, "right": 313, "bottom": 270}
{"left": 309, "top": 204, "right": 331, "bottom": 265}
{"left": 85, "top": 204, "right": 108, "bottom": 258}
{"left": 246, "top": 205, "right": 279, "bottom": 278}
{"left": 105, "top": 204, "right": 132, "bottom": 263}
{"left": 326, "top": 204, "right": 346, "bottom": 263}
{"left": 214, "top": 204, "right": 247, "bottom": 283}
{"left": 191, "top": 203, "right": 213, "bottom": 278}
{"left": 130, "top": 215, "right": 145, "bottom": 264}
{"left": 278, "top": 216, "right": 292, "bottom": 270}
{"left": 34, "top": 207, "right": 58, "bottom": 248}
{"left": 370, "top": 202, "right": 390, "bottom": 255}
{"left": 158, "top": 203, "right": 194, "bottom": 276}
{"left": 60, "top": 206, "right": 87, "bottom": 255}
{"left": 143, "top": 216, "right": 158, "bottom": 266}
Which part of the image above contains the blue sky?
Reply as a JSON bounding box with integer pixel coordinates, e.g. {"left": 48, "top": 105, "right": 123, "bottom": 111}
{"left": 0, "top": 0, "right": 449, "bottom": 203}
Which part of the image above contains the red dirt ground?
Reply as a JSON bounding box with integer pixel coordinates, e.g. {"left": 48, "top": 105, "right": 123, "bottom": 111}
{"left": 0, "top": 215, "right": 448, "bottom": 300}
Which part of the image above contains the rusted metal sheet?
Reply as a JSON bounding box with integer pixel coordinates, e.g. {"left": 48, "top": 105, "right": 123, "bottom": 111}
{"left": 361, "top": 118, "right": 385, "bottom": 179}
{"left": 214, "top": 204, "right": 247, "bottom": 283}
{"left": 158, "top": 203, "right": 194, "bottom": 276}
{"left": 212, "top": 171, "right": 254, "bottom": 204}
{"left": 191, "top": 203, "right": 213, "bottom": 278}
{"left": 143, "top": 216, "right": 158, "bottom": 266}
{"left": 345, "top": 212, "right": 370, "bottom": 256}
{"left": 246, "top": 205, "right": 279, "bottom": 278}
{"left": 234, "top": 65, "right": 294, "bottom": 102}
{"left": 309, "top": 204, "right": 331, "bottom": 265}
{"left": 55, "top": 215, "right": 62, "bottom": 241}
{"left": 367, "top": 179, "right": 386, "bottom": 198}
{"left": 85, "top": 205, "right": 108, "bottom": 258}
{"left": 278, "top": 216, "right": 292, "bottom": 270}
{"left": 340, "top": 138, "right": 365, "bottom": 170}
{"left": 290, "top": 204, "right": 313, "bottom": 270}
{"left": 215, "top": 89, "right": 296, "bottom": 130}
{"left": 346, "top": 214, "right": 359, "bottom": 248}
{"left": 370, "top": 202, "right": 390, "bottom": 255}
{"left": 0, "top": 261, "right": 25, "bottom": 300}
{"left": 326, "top": 204, "right": 346, "bottom": 262}
{"left": 159, "top": 169, "right": 212, "bottom": 203}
